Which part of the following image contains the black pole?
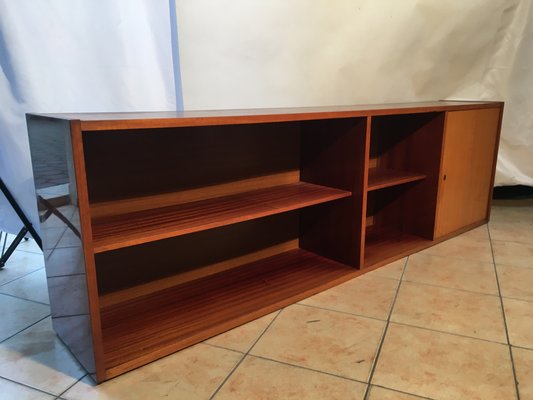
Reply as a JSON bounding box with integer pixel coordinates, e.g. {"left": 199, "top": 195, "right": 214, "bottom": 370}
{"left": 0, "top": 176, "right": 42, "bottom": 250}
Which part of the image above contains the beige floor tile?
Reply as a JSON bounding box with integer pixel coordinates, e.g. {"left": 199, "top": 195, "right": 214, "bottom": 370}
{"left": 403, "top": 253, "right": 498, "bottom": 295}
{"left": 391, "top": 282, "right": 506, "bottom": 343}
{"left": 367, "top": 386, "right": 425, "bottom": 399}
{"left": 0, "top": 269, "right": 49, "bottom": 304}
{"left": 493, "top": 241, "right": 533, "bottom": 269}
{"left": 504, "top": 298, "right": 533, "bottom": 349}
{"left": 63, "top": 344, "right": 241, "bottom": 400}
{"left": 251, "top": 304, "right": 384, "bottom": 381}
{"left": 497, "top": 264, "right": 533, "bottom": 302}
{"left": 300, "top": 275, "right": 398, "bottom": 320}
{"left": 216, "top": 356, "right": 366, "bottom": 400}
{"left": 0, "top": 294, "right": 49, "bottom": 341}
{"left": 364, "top": 258, "right": 407, "bottom": 280}
{"left": 0, "top": 377, "right": 55, "bottom": 400}
{"left": 373, "top": 324, "right": 515, "bottom": 400}
{"left": 0, "top": 318, "right": 85, "bottom": 396}
{"left": 458, "top": 225, "right": 490, "bottom": 240}
{"left": 0, "top": 251, "right": 44, "bottom": 285}
{"left": 418, "top": 233, "right": 493, "bottom": 263}
{"left": 491, "top": 203, "right": 533, "bottom": 224}
{"left": 206, "top": 312, "right": 278, "bottom": 352}
{"left": 513, "top": 347, "right": 533, "bottom": 400}
{"left": 489, "top": 219, "right": 533, "bottom": 245}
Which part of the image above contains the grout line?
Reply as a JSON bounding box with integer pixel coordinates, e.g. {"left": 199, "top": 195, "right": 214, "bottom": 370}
{"left": 511, "top": 344, "right": 533, "bottom": 352}
{"left": 296, "top": 302, "right": 388, "bottom": 323}
{"left": 488, "top": 225, "right": 521, "bottom": 400}
{"left": 370, "top": 383, "right": 437, "bottom": 400}
{"left": 410, "top": 249, "right": 495, "bottom": 265}
{"left": 0, "top": 375, "right": 59, "bottom": 398}
{"left": 247, "top": 353, "right": 368, "bottom": 385}
{"left": 209, "top": 309, "right": 283, "bottom": 400}
{"left": 56, "top": 373, "right": 88, "bottom": 399}
{"left": 0, "top": 291, "right": 50, "bottom": 307}
{"left": 489, "top": 237, "right": 533, "bottom": 245}
{"left": 0, "top": 314, "right": 50, "bottom": 344}
{"left": 493, "top": 262, "right": 533, "bottom": 271}
{"left": 400, "top": 278, "right": 500, "bottom": 298}
{"left": 501, "top": 295, "right": 533, "bottom": 304}
{"left": 362, "top": 257, "right": 409, "bottom": 400}
{"left": 387, "top": 321, "right": 508, "bottom": 346}
{"left": 0, "top": 266, "right": 45, "bottom": 288}
{"left": 202, "top": 342, "right": 245, "bottom": 355}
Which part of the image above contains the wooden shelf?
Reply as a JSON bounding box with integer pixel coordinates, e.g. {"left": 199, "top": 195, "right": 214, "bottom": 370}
{"left": 92, "top": 182, "right": 351, "bottom": 253}
{"left": 364, "top": 226, "right": 431, "bottom": 267}
{"left": 99, "top": 248, "right": 356, "bottom": 376}
{"left": 367, "top": 168, "right": 426, "bottom": 191}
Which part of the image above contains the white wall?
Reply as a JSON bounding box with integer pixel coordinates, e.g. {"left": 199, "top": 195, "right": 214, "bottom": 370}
{"left": 176, "top": 0, "right": 533, "bottom": 185}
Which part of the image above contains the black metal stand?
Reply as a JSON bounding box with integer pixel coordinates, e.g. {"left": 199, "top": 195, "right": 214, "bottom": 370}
{"left": 0, "top": 176, "right": 42, "bottom": 269}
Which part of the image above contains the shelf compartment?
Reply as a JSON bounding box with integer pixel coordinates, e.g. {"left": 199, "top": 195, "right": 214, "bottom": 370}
{"left": 100, "top": 248, "right": 357, "bottom": 376}
{"left": 364, "top": 226, "right": 431, "bottom": 267}
{"left": 367, "top": 168, "right": 426, "bottom": 191}
{"left": 91, "top": 182, "right": 351, "bottom": 253}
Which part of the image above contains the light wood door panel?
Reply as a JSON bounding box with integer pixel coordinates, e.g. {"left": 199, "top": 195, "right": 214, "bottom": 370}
{"left": 435, "top": 108, "right": 501, "bottom": 238}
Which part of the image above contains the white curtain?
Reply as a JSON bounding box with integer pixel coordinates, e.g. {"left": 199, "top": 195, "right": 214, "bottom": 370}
{"left": 176, "top": 0, "right": 533, "bottom": 186}
{"left": 0, "top": 0, "right": 180, "bottom": 234}
{"left": 2, "top": 0, "right": 531, "bottom": 234}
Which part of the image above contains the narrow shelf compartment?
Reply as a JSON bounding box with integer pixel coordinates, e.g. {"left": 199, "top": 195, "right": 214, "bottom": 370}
{"left": 91, "top": 182, "right": 351, "bottom": 253}
{"left": 364, "top": 226, "right": 431, "bottom": 267}
{"left": 99, "top": 248, "right": 356, "bottom": 374}
{"left": 367, "top": 168, "right": 426, "bottom": 191}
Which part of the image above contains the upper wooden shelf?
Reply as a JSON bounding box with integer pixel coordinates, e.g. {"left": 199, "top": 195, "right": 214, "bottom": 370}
{"left": 91, "top": 182, "right": 351, "bottom": 253}
{"left": 367, "top": 168, "right": 426, "bottom": 191}
{"left": 29, "top": 101, "right": 503, "bottom": 131}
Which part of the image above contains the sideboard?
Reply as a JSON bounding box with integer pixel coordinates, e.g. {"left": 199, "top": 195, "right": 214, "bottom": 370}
{"left": 27, "top": 100, "right": 503, "bottom": 382}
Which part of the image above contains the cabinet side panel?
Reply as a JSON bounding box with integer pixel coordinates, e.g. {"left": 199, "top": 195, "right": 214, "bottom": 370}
{"left": 300, "top": 118, "right": 368, "bottom": 267}
{"left": 435, "top": 108, "right": 501, "bottom": 237}
{"left": 26, "top": 116, "right": 97, "bottom": 377}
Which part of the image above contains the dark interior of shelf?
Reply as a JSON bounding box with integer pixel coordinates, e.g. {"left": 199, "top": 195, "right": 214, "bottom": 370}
{"left": 91, "top": 182, "right": 351, "bottom": 253}
{"left": 367, "top": 167, "right": 426, "bottom": 191}
{"left": 99, "top": 248, "right": 356, "bottom": 370}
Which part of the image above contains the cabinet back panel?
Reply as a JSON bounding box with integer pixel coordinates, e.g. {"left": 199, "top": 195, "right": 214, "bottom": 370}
{"left": 83, "top": 122, "right": 300, "bottom": 203}
{"left": 370, "top": 113, "right": 444, "bottom": 238}
{"left": 95, "top": 212, "right": 299, "bottom": 297}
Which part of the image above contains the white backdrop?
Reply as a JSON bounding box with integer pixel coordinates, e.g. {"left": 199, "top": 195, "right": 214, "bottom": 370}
{"left": 0, "top": 0, "right": 180, "bottom": 234}
{"left": 1, "top": 0, "right": 532, "bottom": 235}
{"left": 176, "top": 0, "right": 533, "bottom": 186}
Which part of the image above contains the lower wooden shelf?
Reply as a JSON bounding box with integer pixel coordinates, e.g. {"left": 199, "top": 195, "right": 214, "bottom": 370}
{"left": 99, "top": 248, "right": 356, "bottom": 377}
{"left": 364, "top": 227, "right": 431, "bottom": 267}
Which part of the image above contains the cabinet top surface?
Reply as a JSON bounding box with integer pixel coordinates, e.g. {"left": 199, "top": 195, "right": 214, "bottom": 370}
{"left": 29, "top": 100, "right": 503, "bottom": 131}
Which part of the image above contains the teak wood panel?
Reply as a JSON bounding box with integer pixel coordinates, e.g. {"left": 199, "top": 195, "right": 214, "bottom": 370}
{"left": 26, "top": 101, "right": 503, "bottom": 383}
{"left": 95, "top": 212, "right": 300, "bottom": 297}
{"left": 367, "top": 113, "right": 444, "bottom": 239}
{"left": 367, "top": 168, "right": 426, "bottom": 191}
{"left": 91, "top": 182, "right": 350, "bottom": 253}
{"left": 299, "top": 117, "right": 368, "bottom": 267}
{"left": 34, "top": 100, "right": 502, "bottom": 131}
{"left": 100, "top": 249, "right": 356, "bottom": 376}
{"left": 434, "top": 108, "right": 501, "bottom": 237}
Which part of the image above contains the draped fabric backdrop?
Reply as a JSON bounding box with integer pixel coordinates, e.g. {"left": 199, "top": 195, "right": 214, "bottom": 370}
{"left": 0, "top": 0, "right": 180, "bottom": 234}
{"left": 0, "top": 0, "right": 531, "bottom": 235}
{"left": 176, "top": 0, "right": 533, "bottom": 186}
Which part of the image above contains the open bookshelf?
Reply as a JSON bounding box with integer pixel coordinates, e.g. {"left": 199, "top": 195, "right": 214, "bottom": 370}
{"left": 27, "top": 101, "right": 504, "bottom": 382}
{"left": 363, "top": 112, "right": 445, "bottom": 267}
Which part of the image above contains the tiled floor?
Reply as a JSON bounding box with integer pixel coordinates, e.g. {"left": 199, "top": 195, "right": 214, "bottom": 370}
{"left": 0, "top": 200, "right": 532, "bottom": 399}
